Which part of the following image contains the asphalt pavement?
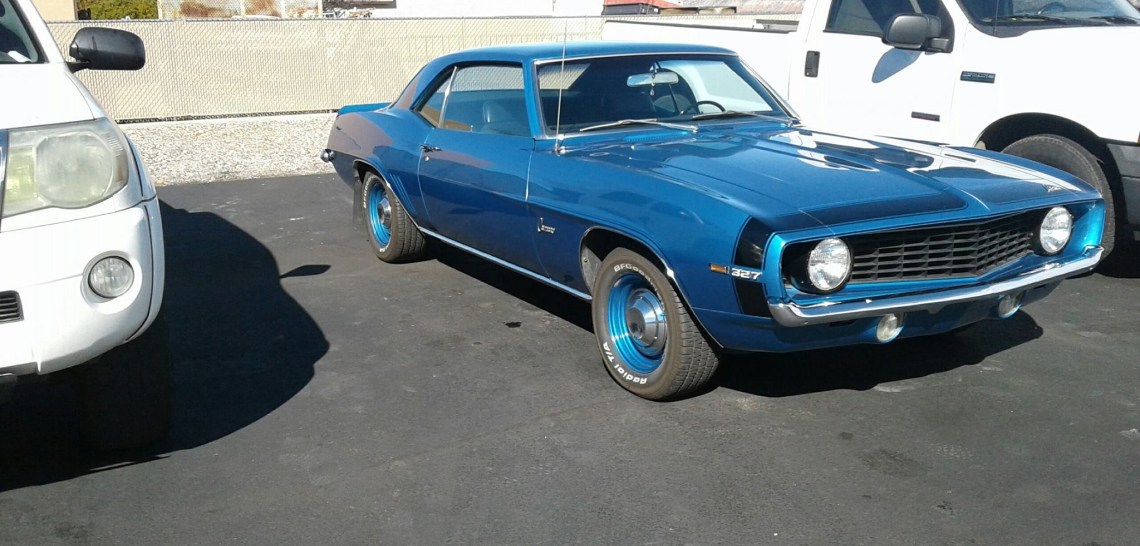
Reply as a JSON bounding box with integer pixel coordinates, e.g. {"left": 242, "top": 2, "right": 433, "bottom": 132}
{"left": 1, "top": 174, "right": 1138, "bottom": 545}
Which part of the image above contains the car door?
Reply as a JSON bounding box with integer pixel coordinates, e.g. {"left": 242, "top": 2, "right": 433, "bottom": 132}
{"left": 796, "top": 0, "right": 961, "bottom": 142}
{"left": 415, "top": 63, "right": 543, "bottom": 273}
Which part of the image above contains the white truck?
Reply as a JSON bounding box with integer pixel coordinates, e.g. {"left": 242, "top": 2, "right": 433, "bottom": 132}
{"left": 605, "top": 0, "right": 1140, "bottom": 256}
{"left": 2, "top": 0, "right": 170, "bottom": 449}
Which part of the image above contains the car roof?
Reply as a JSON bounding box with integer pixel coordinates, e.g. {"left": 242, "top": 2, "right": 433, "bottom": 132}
{"left": 433, "top": 41, "right": 737, "bottom": 65}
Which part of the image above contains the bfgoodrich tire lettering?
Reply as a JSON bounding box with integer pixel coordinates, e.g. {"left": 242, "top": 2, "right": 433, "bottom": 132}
{"left": 592, "top": 248, "right": 719, "bottom": 400}
{"left": 363, "top": 171, "right": 426, "bottom": 263}
{"left": 1002, "top": 134, "right": 1116, "bottom": 256}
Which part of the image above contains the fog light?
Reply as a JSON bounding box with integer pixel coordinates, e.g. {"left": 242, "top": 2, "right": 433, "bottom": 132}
{"left": 876, "top": 313, "right": 904, "bottom": 343}
{"left": 89, "top": 257, "right": 134, "bottom": 299}
{"left": 997, "top": 292, "right": 1023, "bottom": 318}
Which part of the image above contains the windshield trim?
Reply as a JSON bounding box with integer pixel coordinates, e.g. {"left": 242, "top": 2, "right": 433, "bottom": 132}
{"left": 532, "top": 53, "right": 795, "bottom": 140}
{"left": 0, "top": 0, "right": 47, "bottom": 65}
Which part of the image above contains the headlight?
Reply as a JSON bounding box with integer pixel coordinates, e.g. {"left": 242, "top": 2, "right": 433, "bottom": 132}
{"left": 806, "top": 238, "right": 852, "bottom": 293}
{"left": 1037, "top": 206, "right": 1073, "bottom": 255}
{"left": 2, "top": 119, "right": 131, "bottom": 218}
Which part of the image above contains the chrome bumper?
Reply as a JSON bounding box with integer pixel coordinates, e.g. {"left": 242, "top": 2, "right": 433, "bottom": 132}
{"left": 769, "top": 246, "right": 1103, "bottom": 327}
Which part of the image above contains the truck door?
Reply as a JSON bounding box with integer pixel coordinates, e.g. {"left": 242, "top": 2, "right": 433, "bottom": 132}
{"left": 796, "top": 0, "right": 960, "bottom": 142}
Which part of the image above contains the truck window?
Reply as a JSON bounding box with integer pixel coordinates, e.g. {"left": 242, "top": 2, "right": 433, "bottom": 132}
{"left": 0, "top": 0, "right": 42, "bottom": 63}
{"left": 825, "top": 0, "right": 945, "bottom": 36}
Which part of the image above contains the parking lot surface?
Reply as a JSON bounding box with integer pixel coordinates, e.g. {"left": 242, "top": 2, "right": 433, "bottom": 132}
{"left": 2, "top": 174, "right": 1138, "bottom": 545}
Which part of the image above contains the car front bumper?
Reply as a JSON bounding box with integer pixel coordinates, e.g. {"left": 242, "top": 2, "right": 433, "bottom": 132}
{"left": 0, "top": 197, "right": 164, "bottom": 378}
{"left": 769, "top": 245, "right": 1103, "bottom": 327}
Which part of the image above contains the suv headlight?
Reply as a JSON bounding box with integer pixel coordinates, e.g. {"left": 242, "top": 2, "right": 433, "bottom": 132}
{"left": 2, "top": 119, "right": 130, "bottom": 218}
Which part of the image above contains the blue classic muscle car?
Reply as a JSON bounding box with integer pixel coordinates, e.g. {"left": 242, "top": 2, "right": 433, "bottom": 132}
{"left": 323, "top": 42, "right": 1105, "bottom": 400}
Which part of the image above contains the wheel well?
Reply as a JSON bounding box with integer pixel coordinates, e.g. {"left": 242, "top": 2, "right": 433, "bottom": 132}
{"left": 580, "top": 228, "right": 666, "bottom": 293}
{"left": 353, "top": 160, "right": 379, "bottom": 185}
{"left": 977, "top": 113, "right": 1121, "bottom": 183}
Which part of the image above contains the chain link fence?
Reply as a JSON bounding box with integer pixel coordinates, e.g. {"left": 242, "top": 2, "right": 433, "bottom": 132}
{"left": 45, "top": 15, "right": 761, "bottom": 122}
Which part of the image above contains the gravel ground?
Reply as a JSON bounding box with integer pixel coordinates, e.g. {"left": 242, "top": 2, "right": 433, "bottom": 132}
{"left": 123, "top": 114, "right": 336, "bottom": 185}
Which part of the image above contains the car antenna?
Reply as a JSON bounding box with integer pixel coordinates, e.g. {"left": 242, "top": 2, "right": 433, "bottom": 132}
{"left": 554, "top": 20, "right": 568, "bottom": 152}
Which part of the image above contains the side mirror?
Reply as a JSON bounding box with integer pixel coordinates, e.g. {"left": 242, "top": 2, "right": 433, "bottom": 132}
{"left": 68, "top": 28, "right": 146, "bottom": 72}
{"left": 882, "top": 13, "right": 945, "bottom": 51}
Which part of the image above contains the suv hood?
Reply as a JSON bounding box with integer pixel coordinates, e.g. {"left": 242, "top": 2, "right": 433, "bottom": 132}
{"left": 0, "top": 64, "right": 96, "bottom": 130}
{"left": 565, "top": 122, "right": 1100, "bottom": 226}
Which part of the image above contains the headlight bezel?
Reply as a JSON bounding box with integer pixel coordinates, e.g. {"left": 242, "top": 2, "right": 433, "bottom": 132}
{"left": 785, "top": 237, "right": 853, "bottom": 295}
{"left": 1, "top": 118, "right": 133, "bottom": 220}
{"left": 1036, "top": 206, "right": 1074, "bottom": 256}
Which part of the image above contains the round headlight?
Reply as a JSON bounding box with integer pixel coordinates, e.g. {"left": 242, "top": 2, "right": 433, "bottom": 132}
{"left": 1038, "top": 206, "right": 1073, "bottom": 255}
{"left": 89, "top": 256, "right": 134, "bottom": 299}
{"left": 806, "top": 238, "right": 852, "bottom": 292}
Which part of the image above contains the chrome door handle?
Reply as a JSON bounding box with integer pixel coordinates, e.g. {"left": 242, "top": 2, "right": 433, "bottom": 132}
{"left": 420, "top": 144, "right": 441, "bottom": 153}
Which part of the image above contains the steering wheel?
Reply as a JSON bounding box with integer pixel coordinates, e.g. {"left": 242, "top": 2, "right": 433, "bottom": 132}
{"left": 1036, "top": 2, "right": 1066, "bottom": 14}
{"left": 682, "top": 100, "right": 726, "bottom": 115}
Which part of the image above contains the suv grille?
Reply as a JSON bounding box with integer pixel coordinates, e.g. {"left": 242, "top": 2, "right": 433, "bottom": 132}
{"left": 847, "top": 212, "right": 1040, "bottom": 283}
{"left": 0, "top": 291, "right": 22, "bottom": 324}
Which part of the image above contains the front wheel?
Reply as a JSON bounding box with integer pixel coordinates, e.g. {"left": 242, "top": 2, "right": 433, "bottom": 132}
{"left": 1002, "top": 134, "right": 1117, "bottom": 256}
{"left": 591, "top": 248, "right": 719, "bottom": 400}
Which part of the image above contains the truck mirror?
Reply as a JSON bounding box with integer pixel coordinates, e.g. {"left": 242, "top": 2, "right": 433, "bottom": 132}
{"left": 882, "top": 14, "right": 942, "bottom": 51}
{"left": 69, "top": 28, "right": 146, "bottom": 72}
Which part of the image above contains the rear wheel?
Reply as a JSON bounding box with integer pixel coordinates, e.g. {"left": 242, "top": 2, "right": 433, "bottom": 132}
{"left": 1002, "top": 134, "right": 1116, "bottom": 255}
{"left": 363, "top": 171, "right": 425, "bottom": 263}
{"left": 78, "top": 313, "right": 173, "bottom": 451}
{"left": 591, "top": 249, "right": 719, "bottom": 400}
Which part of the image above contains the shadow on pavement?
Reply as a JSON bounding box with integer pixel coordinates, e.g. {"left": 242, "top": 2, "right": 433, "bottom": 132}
{"left": 0, "top": 201, "right": 328, "bottom": 492}
{"left": 716, "top": 312, "right": 1043, "bottom": 397}
{"left": 426, "top": 240, "right": 1045, "bottom": 399}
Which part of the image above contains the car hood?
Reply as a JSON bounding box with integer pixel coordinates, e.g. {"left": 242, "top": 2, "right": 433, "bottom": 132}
{"left": 563, "top": 122, "right": 1097, "bottom": 226}
{"left": 0, "top": 64, "right": 97, "bottom": 130}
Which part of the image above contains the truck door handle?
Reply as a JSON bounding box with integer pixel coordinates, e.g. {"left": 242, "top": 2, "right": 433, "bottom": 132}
{"left": 420, "top": 144, "right": 441, "bottom": 153}
{"left": 805, "top": 51, "right": 820, "bottom": 78}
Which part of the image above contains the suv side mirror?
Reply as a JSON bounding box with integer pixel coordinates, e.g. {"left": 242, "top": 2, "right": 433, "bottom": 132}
{"left": 882, "top": 14, "right": 949, "bottom": 52}
{"left": 68, "top": 28, "right": 146, "bottom": 72}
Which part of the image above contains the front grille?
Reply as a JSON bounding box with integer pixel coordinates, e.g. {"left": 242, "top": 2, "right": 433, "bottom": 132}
{"left": 846, "top": 212, "right": 1040, "bottom": 283}
{"left": 0, "top": 291, "right": 22, "bottom": 324}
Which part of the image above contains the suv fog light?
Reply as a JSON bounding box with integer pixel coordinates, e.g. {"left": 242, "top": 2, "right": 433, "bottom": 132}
{"left": 89, "top": 257, "right": 134, "bottom": 299}
{"left": 997, "top": 292, "right": 1023, "bottom": 318}
{"left": 876, "top": 313, "right": 904, "bottom": 343}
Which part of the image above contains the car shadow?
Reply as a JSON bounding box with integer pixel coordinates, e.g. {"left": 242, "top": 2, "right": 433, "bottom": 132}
{"left": 0, "top": 201, "right": 328, "bottom": 492}
{"left": 715, "top": 312, "right": 1043, "bottom": 397}
{"left": 426, "top": 242, "right": 1046, "bottom": 398}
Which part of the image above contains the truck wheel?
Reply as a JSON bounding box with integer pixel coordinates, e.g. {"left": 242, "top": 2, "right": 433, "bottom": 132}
{"left": 363, "top": 171, "right": 426, "bottom": 263}
{"left": 1002, "top": 135, "right": 1116, "bottom": 255}
{"left": 592, "top": 248, "right": 719, "bottom": 400}
{"left": 78, "top": 313, "right": 173, "bottom": 451}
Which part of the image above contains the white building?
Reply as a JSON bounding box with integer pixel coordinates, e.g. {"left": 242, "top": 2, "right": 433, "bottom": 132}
{"left": 355, "top": 0, "right": 605, "bottom": 17}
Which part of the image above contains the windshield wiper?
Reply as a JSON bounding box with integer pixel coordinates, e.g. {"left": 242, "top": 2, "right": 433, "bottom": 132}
{"left": 983, "top": 13, "right": 1073, "bottom": 23}
{"left": 691, "top": 110, "right": 790, "bottom": 122}
{"left": 578, "top": 119, "right": 697, "bottom": 133}
{"left": 1084, "top": 14, "right": 1140, "bottom": 24}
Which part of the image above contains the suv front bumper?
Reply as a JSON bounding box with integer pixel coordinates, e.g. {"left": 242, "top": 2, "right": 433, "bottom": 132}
{"left": 0, "top": 197, "right": 164, "bottom": 377}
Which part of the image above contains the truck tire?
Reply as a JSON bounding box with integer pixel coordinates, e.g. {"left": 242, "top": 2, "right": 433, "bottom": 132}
{"left": 1002, "top": 135, "right": 1116, "bottom": 256}
{"left": 363, "top": 171, "right": 426, "bottom": 263}
{"left": 592, "top": 248, "right": 719, "bottom": 400}
{"left": 78, "top": 313, "right": 173, "bottom": 451}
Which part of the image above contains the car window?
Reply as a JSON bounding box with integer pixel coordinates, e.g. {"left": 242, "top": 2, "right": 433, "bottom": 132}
{"left": 537, "top": 54, "right": 785, "bottom": 134}
{"left": 826, "top": 0, "right": 945, "bottom": 36}
{"left": 415, "top": 70, "right": 453, "bottom": 127}
{"left": 0, "top": 0, "right": 42, "bottom": 64}
{"left": 438, "top": 65, "right": 530, "bottom": 137}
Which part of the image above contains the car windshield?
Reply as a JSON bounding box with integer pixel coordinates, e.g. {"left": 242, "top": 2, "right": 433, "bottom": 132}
{"left": 537, "top": 54, "right": 788, "bottom": 134}
{"left": 958, "top": 0, "right": 1140, "bottom": 26}
{"left": 0, "top": 0, "right": 41, "bottom": 63}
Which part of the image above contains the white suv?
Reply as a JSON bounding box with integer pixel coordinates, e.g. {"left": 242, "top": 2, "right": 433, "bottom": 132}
{"left": 1, "top": 0, "right": 170, "bottom": 449}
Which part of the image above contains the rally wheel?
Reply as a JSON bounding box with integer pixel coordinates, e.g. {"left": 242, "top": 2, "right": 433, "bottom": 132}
{"left": 591, "top": 248, "right": 719, "bottom": 400}
{"left": 363, "top": 171, "right": 425, "bottom": 262}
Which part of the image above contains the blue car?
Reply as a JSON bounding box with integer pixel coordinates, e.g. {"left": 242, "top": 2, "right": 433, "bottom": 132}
{"left": 323, "top": 42, "right": 1105, "bottom": 400}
